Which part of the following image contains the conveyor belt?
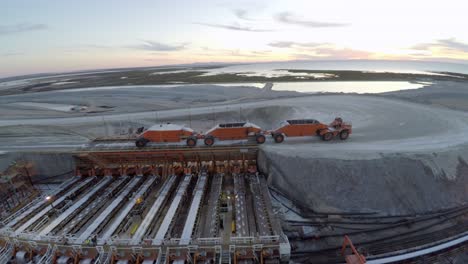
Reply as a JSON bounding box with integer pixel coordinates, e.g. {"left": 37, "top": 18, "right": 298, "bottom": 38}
{"left": 152, "top": 175, "right": 192, "bottom": 245}
{"left": 180, "top": 174, "right": 207, "bottom": 245}
{"left": 60, "top": 176, "right": 128, "bottom": 235}
{"left": 39, "top": 176, "right": 112, "bottom": 236}
{"left": 251, "top": 175, "right": 272, "bottom": 236}
{"left": 259, "top": 176, "right": 280, "bottom": 234}
{"left": 15, "top": 177, "right": 95, "bottom": 234}
{"left": 130, "top": 175, "right": 177, "bottom": 245}
{"left": 76, "top": 176, "right": 142, "bottom": 244}
{"left": 234, "top": 174, "right": 249, "bottom": 237}
{"left": 4, "top": 177, "right": 80, "bottom": 228}
{"left": 202, "top": 174, "right": 223, "bottom": 237}
{"left": 100, "top": 176, "right": 158, "bottom": 244}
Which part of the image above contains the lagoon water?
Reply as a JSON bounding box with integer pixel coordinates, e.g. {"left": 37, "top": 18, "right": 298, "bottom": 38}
{"left": 205, "top": 60, "right": 468, "bottom": 75}
{"left": 271, "top": 81, "right": 427, "bottom": 93}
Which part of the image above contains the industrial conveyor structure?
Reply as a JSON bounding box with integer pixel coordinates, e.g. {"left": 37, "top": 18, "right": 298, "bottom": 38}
{"left": 130, "top": 175, "right": 177, "bottom": 246}
{"left": 0, "top": 144, "right": 290, "bottom": 264}
{"left": 179, "top": 172, "right": 207, "bottom": 246}
{"left": 100, "top": 175, "right": 159, "bottom": 245}
{"left": 152, "top": 174, "right": 192, "bottom": 246}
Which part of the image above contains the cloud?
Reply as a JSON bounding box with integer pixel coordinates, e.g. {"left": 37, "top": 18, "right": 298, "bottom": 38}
{"left": 233, "top": 9, "right": 249, "bottom": 20}
{"left": 291, "top": 48, "right": 371, "bottom": 60}
{"left": 191, "top": 46, "right": 272, "bottom": 58}
{"left": 438, "top": 39, "right": 468, "bottom": 52}
{"left": 312, "top": 47, "right": 372, "bottom": 58}
{"left": 275, "top": 12, "right": 348, "bottom": 28}
{"left": 269, "top": 41, "right": 327, "bottom": 48}
{"left": 194, "top": 22, "right": 273, "bottom": 32}
{"left": 0, "top": 23, "right": 47, "bottom": 35}
{"left": 269, "top": 41, "right": 371, "bottom": 59}
{"left": 2, "top": 52, "right": 24, "bottom": 57}
{"left": 133, "top": 40, "right": 187, "bottom": 51}
{"left": 232, "top": 9, "right": 260, "bottom": 21}
{"left": 413, "top": 38, "right": 468, "bottom": 53}
{"left": 60, "top": 44, "right": 114, "bottom": 54}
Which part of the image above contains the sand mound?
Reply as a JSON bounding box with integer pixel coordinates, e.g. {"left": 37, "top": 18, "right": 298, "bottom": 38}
{"left": 258, "top": 146, "right": 468, "bottom": 215}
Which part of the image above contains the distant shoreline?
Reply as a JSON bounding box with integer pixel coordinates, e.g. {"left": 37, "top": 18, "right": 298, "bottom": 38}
{"left": 0, "top": 67, "right": 467, "bottom": 96}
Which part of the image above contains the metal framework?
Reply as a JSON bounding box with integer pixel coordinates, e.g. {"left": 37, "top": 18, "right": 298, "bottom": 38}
{"left": 99, "top": 176, "right": 158, "bottom": 244}
{"left": 153, "top": 175, "right": 192, "bottom": 246}
{"left": 76, "top": 176, "right": 142, "bottom": 244}
{"left": 38, "top": 177, "right": 112, "bottom": 236}
{"left": 130, "top": 175, "right": 177, "bottom": 245}
{"left": 180, "top": 173, "right": 207, "bottom": 245}
{"left": 15, "top": 177, "right": 95, "bottom": 234}
{"left": 74, "top": 145, "right": 258, "bottom": 174}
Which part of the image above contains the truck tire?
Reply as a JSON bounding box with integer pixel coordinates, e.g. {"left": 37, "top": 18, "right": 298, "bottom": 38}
{"left": 322, "top": 132, "right": 333, "bottom": 141}
{"left": 274, "top": 134, "right": 284, "bottom": 143}
{"left": 204, "top": 136, "right": 214, "bottom": 146}
{"left": 135, "top": 138, "right": 148, "bottom": 148}
{"left": 186, "top": 137, "right": 197, "bottom": 147}
{"left": 340, "top": 130, "right": 349, "bottom": 140}
{"left": 256, "top": 134, "right": 266, "bottom": 144}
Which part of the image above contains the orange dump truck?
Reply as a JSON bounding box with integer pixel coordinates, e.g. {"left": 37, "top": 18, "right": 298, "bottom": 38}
{"left": 135, "top": 123, "right": 198, "bottom": 147}
{"left": 271, "top": 117, "right": 352, "bottom": 143}
{"left": 203, "top": 122, "right": 266, "bottom": 146}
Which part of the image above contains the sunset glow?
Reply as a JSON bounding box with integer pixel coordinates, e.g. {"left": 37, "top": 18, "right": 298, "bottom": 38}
{"left": 1, "top": 0, "right": 468, "bottom": 77}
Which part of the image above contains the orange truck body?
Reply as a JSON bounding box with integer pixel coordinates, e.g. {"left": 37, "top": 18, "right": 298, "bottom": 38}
{"left": 203, "top": 122, "right": 265, "bottom": 145}
{"left": 206, "top": 122, "right": 262, "bottom": 140}
{"left": 136, "top": 124, "right": 196, "bottom": 147}
{"left": 274, "top": 119, "right": 328, "bottom": 137}
{"left": 141, "top": 129, "right": 193, "bottom": 143}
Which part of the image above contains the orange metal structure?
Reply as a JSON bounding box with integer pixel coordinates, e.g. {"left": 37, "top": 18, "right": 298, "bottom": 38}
{"left": 203, "top": 122, "right": 265, "bottom": 146}
{"left": 271, "top": 117, "right": 352, "bottom": 143}
{"left": 135, "top": 123, "right": 198, "bottom": 147}
{"left": 341, "top": 235, "right": 366, "bottom": 264}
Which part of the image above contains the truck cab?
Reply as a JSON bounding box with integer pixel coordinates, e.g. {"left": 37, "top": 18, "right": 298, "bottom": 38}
{"left": 271, "top": 118, "right": 351, "bottom": 143}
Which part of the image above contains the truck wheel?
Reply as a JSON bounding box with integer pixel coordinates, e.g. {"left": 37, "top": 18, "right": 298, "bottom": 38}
{"left": 135, "top": 138, "right": 148, "bottom": 148}
{"left": 186, "top": 137, "right": 197, "bottom": 147}
{"left": 256, "top": 134, "right": 266, "bottom": 144}
{"left": 204, "top": 136, "right": 214, "bottom": 146}
{"left": 274, "top": 134, "right": 284, "bottom": 143}
{"left": 322, "top": 132, "right": 333, "bottom": 141}
{"left": 340, "top": 130, "right": 349, "bottom": 140}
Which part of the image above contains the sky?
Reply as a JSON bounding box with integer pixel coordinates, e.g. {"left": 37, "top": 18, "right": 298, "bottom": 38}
{"left": 1, "top": 0, "right": 468, "bottom": 77}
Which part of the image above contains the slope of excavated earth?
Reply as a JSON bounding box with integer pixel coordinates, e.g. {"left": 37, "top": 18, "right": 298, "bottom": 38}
{"left": 254, "top": 95, "right": 468, "bottom": 214}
